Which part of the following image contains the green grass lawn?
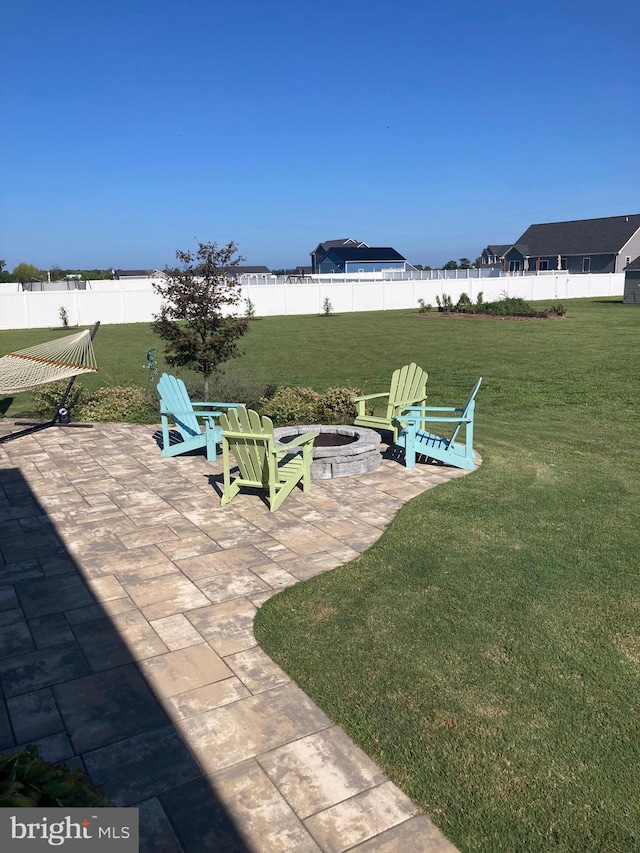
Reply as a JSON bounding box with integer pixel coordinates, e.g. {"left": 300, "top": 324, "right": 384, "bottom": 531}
{"left": 2, "top": 299, "right": 639, "bottom": 850}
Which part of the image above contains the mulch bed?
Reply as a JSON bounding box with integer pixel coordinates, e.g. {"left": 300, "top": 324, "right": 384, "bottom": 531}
{"left": 412, "top": 312, "right": 566, "bottom": 321}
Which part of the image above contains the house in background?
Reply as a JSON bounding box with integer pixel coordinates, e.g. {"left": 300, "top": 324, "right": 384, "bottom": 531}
{"left": 479, "top": 245, "right": 511, "bottom": 268}
{"left": 113, "top": 269, "right": 164, "bottom": 279}
{"left": 623, "top": 256, "right": 640, "bottom": 304}
{"left": 224, "top": 265, "right": 272, "bottom": 279}
{"left": 310, "top": 238, "right": 369, "bottom": 274}
{"left": 310, "top": 238, "right": 407, "bottom": 274}
{"left": 499, "top": 214, "right": 640, "bottom": 274}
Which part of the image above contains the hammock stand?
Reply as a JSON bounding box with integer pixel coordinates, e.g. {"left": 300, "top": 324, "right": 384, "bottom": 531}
{"left": 0, "top": 321, "right": 100, "bottom": 446}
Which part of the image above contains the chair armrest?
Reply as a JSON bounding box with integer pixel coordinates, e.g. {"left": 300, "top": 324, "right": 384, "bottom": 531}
{"left": 192, "top": 401, "right": 242, "bottom": 408}
{"left": 394, "top": 397, "right": 427, "bottom": 408}
{"left": 404, "top": 415, "right": 471, "bottom": 425}
{"left": 275, "top": 431, "right": 319, "bottom": 452}
{"left": 402, "top": 405, "right": 462, "bottom": 414}
{"left": 162, "top": 407, "right": 223, "bottom": 418}
{"left": 352, "top": 392, "right": 389, "bottom": 402}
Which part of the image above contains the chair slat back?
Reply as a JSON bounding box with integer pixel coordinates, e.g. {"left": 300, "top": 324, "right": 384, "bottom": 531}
{"left": 387, "top": 362, "right": 427, "bottom": 418}
{"left": 449, "top": 377, "right": 482, "bottom": 444}
{"left": 220, "top": 406, "right": 271, "bottom": 484}
{"left": 157, "top": 373, "right": 200, "bottom": 438}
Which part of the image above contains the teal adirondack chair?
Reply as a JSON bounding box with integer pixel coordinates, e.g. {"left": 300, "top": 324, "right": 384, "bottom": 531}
{"left": 219, "top": 407, "right": 318, "bottom": 512}
{"left": 396, "top": 378, "right": 482, "bottom": 470}
{"left": 157, "top": 373, "right": 241, "bottom": 462}
{"left": 353, "top": 362, "right": 428, "bottom": 441}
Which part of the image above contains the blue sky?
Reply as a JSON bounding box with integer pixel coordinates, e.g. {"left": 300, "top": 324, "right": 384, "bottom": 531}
{"left": 2, "top": 0, "right": 639, "bottom": 271}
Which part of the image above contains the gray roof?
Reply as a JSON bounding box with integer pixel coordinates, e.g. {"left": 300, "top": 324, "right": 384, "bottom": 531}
{"left": 485, "top": 244, "right": 511, "bottom": 256}
{"left": 513, "top": 214, "right": 640, "bottom": 256}
{"left": 328, "top": 246, "right": 406, "bottom": 262}
{"left": 115, "top": 269, "right": 152, "bottom": 277}
{"left": 312, "top": 238, "right": 369, "bottom": 255}
{"left": 229, "top": 266, "right": 271, "bottom": 275}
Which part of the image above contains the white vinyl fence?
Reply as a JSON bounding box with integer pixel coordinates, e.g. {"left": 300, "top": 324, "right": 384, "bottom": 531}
{"left": 0, "top": 272, "right": 624, "bottom": 331}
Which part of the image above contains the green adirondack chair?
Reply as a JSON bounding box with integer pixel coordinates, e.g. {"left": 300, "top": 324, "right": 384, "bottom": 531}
{"left": 353, "top": 362, "right": 428, "bottom": 441}
{"left": 219, "top": 407, "right": 319, "bottom": 512}
{"left": 396, "top": 377, "right": 482, "bottom": 470}
{"left": 157, "top": 373, "right": 241, "bottom": 463}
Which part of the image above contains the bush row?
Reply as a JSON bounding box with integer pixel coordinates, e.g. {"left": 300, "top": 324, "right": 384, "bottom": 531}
{"left": 30, "top": 376, "right": 367, "bottom": 427}
{"left": 430, "top": 292, "right": 566, "bottom": 317}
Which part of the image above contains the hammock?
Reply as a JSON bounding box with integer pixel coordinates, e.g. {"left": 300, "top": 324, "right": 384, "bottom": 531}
{"left": 0, "top": 328, "right": 98, "bottom": 395}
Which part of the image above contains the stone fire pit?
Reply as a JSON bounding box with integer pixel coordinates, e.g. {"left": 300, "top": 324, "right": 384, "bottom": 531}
{"left": 274, "top": 424, "right": 381, "bottom": 479}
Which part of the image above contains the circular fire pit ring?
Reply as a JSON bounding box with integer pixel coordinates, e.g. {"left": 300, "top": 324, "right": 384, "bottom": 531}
{"left": 274, "top": 424, "right": 381, "bottom": 479}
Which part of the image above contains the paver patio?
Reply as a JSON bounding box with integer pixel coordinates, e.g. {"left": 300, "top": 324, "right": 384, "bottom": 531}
{"left": 0, "top": 420, "right": 475, "bottom": 852}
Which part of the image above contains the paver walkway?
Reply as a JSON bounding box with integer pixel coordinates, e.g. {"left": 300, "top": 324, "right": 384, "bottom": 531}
{"left": 0, "top": 421, "right": 474, "bottom": 852}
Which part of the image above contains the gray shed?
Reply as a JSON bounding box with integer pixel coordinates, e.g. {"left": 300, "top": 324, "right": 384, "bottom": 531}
{"left": 623, "top": 256, "right": 640, "bottom": 304}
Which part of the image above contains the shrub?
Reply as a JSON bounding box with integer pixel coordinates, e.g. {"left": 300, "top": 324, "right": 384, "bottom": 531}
{"left": 322, "top": 297, "right": 333, "bottom": 316}
{"left": 188, "top": 371, "right": 276, "bottom": 412}
{"left": 58, "top": 306, "right": 69, "bottom": 328}
{"left": 79, "top": 386, "right": 156, "bottom": 423}
{"left": 0, "top": 746, "right": 110, "bottom": 807}
{"left": 488, "top": 295, "right": 534, "bottom": 316}
{"left": 30, "top": 381, "right": 88, "bottom": 418}
{"left": 244, "top": 298, "right": 256, "bottom": 319}
{"left": 549, "top": 303, "right": 567, "bottom": 316}
{"left": 317, "top": 386, "right": 364, "bottom": 424}
{"left": 258, "top": 386, "right": 321, "bottom": 425}
{"left": 456, "top": 292, "right": 472, "bottom": 311}
{"left": 417, "top": 298, "right": 431, "bottom": 313}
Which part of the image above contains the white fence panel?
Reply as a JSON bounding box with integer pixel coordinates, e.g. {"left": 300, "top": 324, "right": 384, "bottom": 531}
{"left": 0, "top": 272, "right": 626, "bottom": 330}
{"left": 353, "top": 283, "right": 384, "bottom": 312}
{"left": 321, "top": 283, "right": 358, "bottom": 314}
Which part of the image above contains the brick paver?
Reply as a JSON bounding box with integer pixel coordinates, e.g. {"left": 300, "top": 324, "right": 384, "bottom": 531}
{"left": 0, "top": 421, "right": 473, "bottom": 852}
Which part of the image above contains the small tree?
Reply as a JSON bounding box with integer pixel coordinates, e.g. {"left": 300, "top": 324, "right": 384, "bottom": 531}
{"left": 442, "top": 260, "right": 458, "bottom": 270}
{"left": 13, "top": 262, "right": 43, "bottom": 283}
{"left": 458, "top": 258, "right": 473, "bottom": 269}
{"left": 152, "top": 241, "right": 249, "bottom": 398}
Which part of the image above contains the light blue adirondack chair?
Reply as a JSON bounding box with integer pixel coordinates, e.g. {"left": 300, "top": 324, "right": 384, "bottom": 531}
{"left": 396, "top": 378, "right": 482, "bottom": 470}
{"left": 157, "top": 373, "right": 241, "bottom": 462}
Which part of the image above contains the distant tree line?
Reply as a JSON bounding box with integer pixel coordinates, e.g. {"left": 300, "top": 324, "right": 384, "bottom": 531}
{"left": 416, "top": 257, "right": 482, "bottom": 271}
{"left": 0, "top": 260, "right": 114, "bottom": 283}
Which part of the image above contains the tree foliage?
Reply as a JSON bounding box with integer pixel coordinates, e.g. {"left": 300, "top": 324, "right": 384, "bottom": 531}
{"left": 152, "top": 241, "right": 249, "bottom": 397}
{"left": 13, "top": 262, "right": 43, "bottom": 282}
{"left": 442, "top": 260, "right": 458, "bottom": 270}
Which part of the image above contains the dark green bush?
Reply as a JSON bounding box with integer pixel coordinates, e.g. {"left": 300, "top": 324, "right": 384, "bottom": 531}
{"left": 79, "top": 386, "right": 156, "bottom": 423}
{"left": 0, "top": 746, "right": 111, "bottom": 807}
{"left": 258, "top": 386, "right": 321, "bottom": 425}
{"left": 188, "top": 371, "right": 277, "bottom": 412}
{"left": 317, "top": 386, "right": 365, "bottom": 424}
{"left": 30, "top": 380, "right": 89, "bottom": 418}
{"left": 488, "top": 295, "right": 534, "bottom": 316}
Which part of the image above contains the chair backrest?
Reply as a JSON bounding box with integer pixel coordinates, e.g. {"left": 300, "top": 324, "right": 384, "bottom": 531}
{"left": 449, "top": 377, "right": 482, "bottom": 444}
{"left": 157, "top": 373, "right": 200, "bottom": 439}
{"left": 219, "top": 406, "right": 274, "bottom": 485}
{"left": 387, "top": 362, "right": 428, "bottom": 417}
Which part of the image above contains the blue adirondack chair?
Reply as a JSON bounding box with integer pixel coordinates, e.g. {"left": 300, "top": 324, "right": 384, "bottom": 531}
{"left": 157, "top": 373, "right": 241, "bottom": 462}
{"left": 396, "top": 378, "right": 482, "bottom": 470}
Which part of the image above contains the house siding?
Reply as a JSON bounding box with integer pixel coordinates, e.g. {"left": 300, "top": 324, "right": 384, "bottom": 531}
{"left": 623, "top": 270, "right": 640, "bottom": 304}
{"left": 617, "top": 230, "right": 640, "bottom": 273}
{"left": 344, "top": 261, "right": 405, "bottom": 273}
